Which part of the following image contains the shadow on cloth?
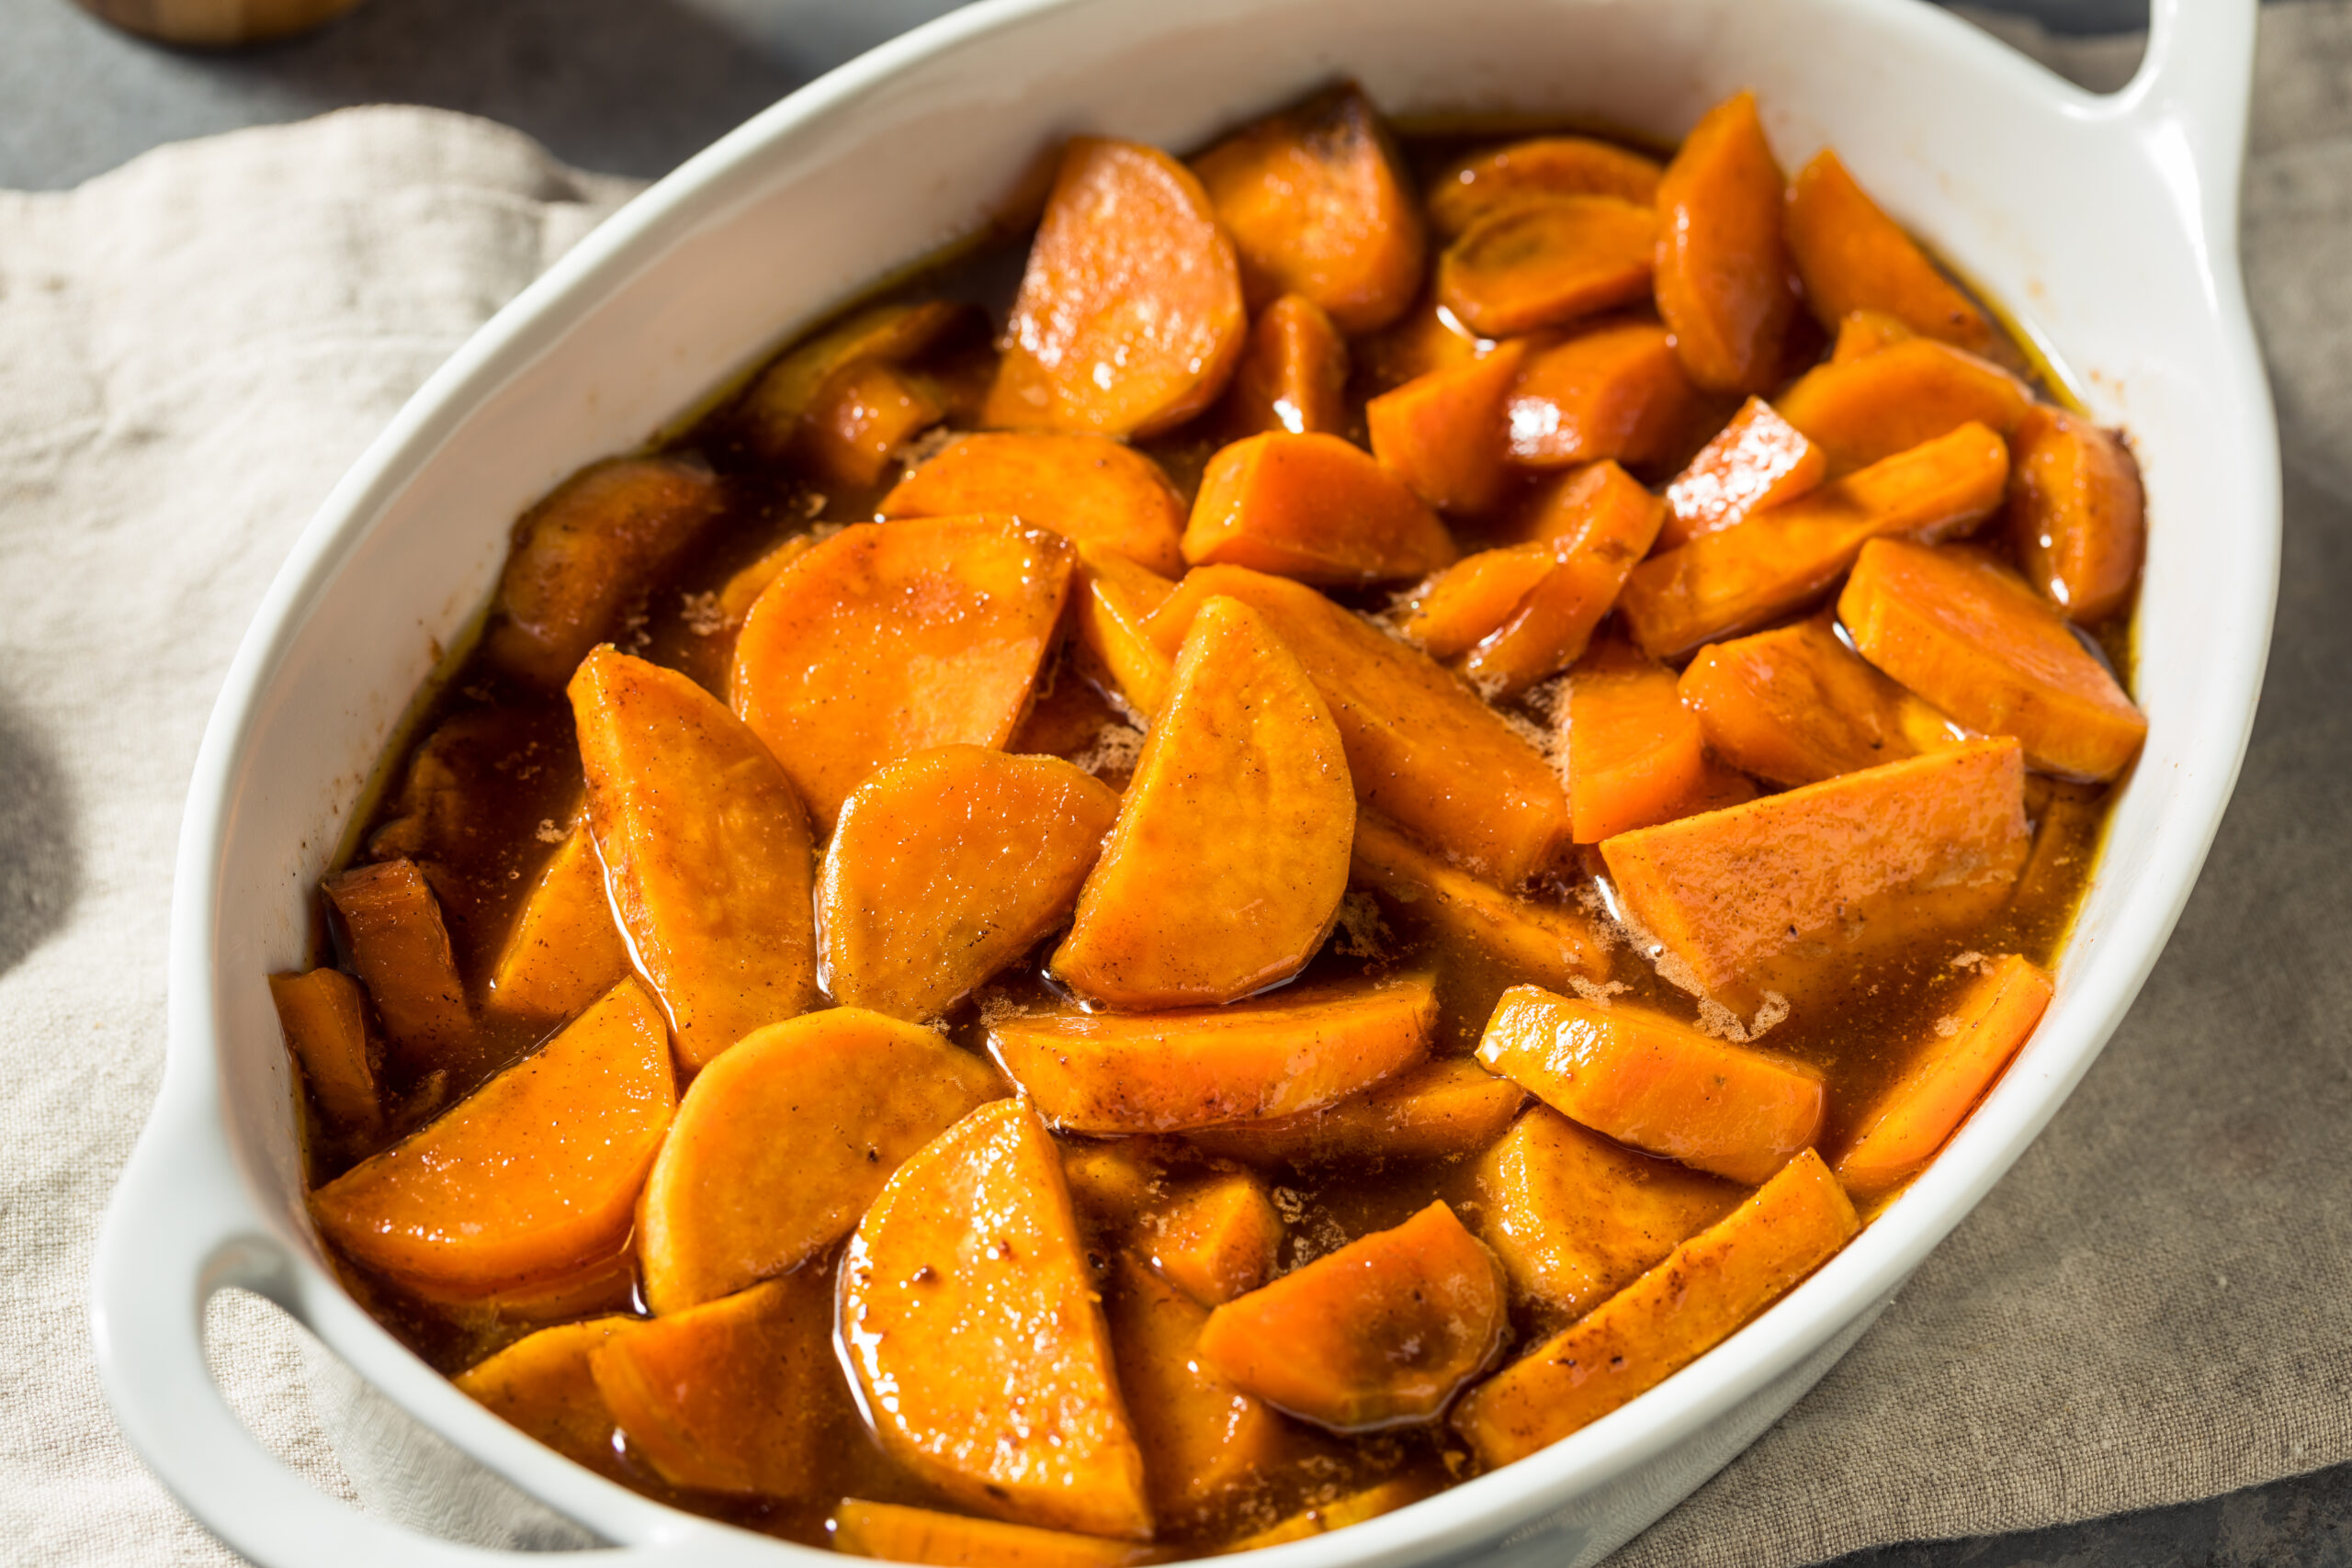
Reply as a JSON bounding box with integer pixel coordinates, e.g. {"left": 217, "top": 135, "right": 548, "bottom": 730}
{"left": 0, "top": 685, "right": 80, "bottom": 979}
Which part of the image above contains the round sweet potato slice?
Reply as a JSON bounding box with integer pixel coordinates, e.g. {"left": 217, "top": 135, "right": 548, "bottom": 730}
{"left": 880, "top": 432, "right": 1187, "bottom": 576}
{"left": 1428, "top": 135, "right": 1664, "bottom": 239}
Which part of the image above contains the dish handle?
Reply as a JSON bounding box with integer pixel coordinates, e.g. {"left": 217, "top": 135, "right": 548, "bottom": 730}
{"left": 2106, "top": 0, "right": 2258, "bottom": 244}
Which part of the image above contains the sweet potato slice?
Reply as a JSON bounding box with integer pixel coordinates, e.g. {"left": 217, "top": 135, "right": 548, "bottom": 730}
{"left": 1473, "top": 1106, "right": 1744, "bottom": 1320}
{"left": 1618, "top": 421, "right": 2010, "bottom": 660}
{"left": 1453, "top": 1148, "right": 1859, "bottom": 1465}
{"left": 881, "top": 433, "right": 1187, "bottom": 576}
{"left": 1113, "top": 1256, "right": 1287, "bottom": 1527}
{"left": 1222, "top": 294, "right": 1351, "bottom": 439}
{"left": 1367, "top": 341, "right": 1527, "bottom": 517}
{"left": 714, "top": 536, "right": 814, "bottom": 631}
{"left": 986, "top": 137, "right": 1246, "bottom": 438}
{"left": 1053, "top": 596, "right": 1353, "bottom": 1007}
{"left": 268, "top": 968, "right": 380, "bottom": 1134}
{"left": 636, "top": 1007, "right": 1002, "bottom": 1314}
{"left": 1184, "top": 1056, "right": 1528, "bottom": 1169}
{"left": 571, "top": 647, "right": 817, "bottom": 1069}
{"left": 991, "top": 975, "right": 1435, "bottom": 1134}
{"left": 1182, "top": 433, "right": 1458, "bottom": 585}
{"left": 1464, "top": 461, "right": 1666, "bottom": 697}
{"left": 1659, "top": 396, "right": 1826, "bottom": 549}
{"left": 484, "top": 456, "right": 727, "bottom": 688}
{"left": 1562, "top": 638, "right": 1710, "bottom": 845}
{"left": 1437, "top": 197, "right": 1657, "bottom": 338}
{"left": 1072, "top": 546, "right": 1179, "bottom": 718}
{"left": 833, "top": 1502, "right": 1160, "bottom": 1567}
{"left": 737, "top": 299, "right": 974, "bottom": 459}
{"left": 1504, "top": 320, "right": 1704, "bottom": 469}
{"left": 1149, "top": 1173, "right": 1282, "bottom": 1306}
{"left": 1143, "top": 566, "right": 1569, "bottom": 884}
{"left": 1834, "top": 953, "right": 2052, "bottom": 1198}
{"left": 1428, "top": 136, "right": 1663, "bottom": 239}
{"left": 1600, "top": 739, "right": 2031, "bottom": 1008}
{"left": 799, "top": 357, "right": 948, "bottom": 489}
{"left": 1785, "top": 149, "right": 1997, "bottom": 356}
{"left": 454, "top": 1316, "right": 628, "bottom": 1477}
{"left": 310, "top": 977, "right": 674, "bottom": 1295}
{"left": 1830, "top": 308, "right": 1915, "bottom": 364}
{"left": 2004, "top": 404, "right": 2146, "bottom": 625}
{"left": 730, "top": 515, "right": 1076, "bottom": 827}
{"left": 1776, "top": 339, "right": 2031, "bottom": 475}
{"left": 322, "top": 858, "right": 470, "bottom": 1075}
{"left": 1396, "top": 544, "right": 1554, "bottom": 659}
{"left": 1679, "top": 617, "right": 1958, "bottom": 787}
{"left": 1196, "top": 1201, "right": 1505, "bottom": 1430}
{"left": 1193, "top": 85, "right": 1426, "bottom": 333}
{"left": 1653, "top": 92, "right": 1794, "bottom": 395}
{"left": 1477, "top": 987, "right": 1826, "bottom": 1183}
{"left": 823, "top": 748, "right": 1120, "bottom": 1021}
{"left": 486, "top": 827, "right": 630, "bottom": 1025}
{"left": 840, "top": 1100, "right": 1151, "bottom": 1540}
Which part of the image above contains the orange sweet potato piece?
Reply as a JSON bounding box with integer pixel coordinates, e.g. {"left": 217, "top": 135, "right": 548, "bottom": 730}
{"left": 1182, "top": 433, "right": 1458, "bottom": 585}
{"left": 571, "top": 647, "right": 817, "bottom": 1069}
{"left": 1397, "top": 545, "right": 1555, "bottom": 659}
{"left": 841, "top": 1100, "right": 1151, "bottom": 1540}
{"left": 713, "top": 536, "right": 814, "bottom": 632}
{"left": 1600, "top": 739, "right": 2030, "bottom": 1008}
{"left": 485, "top": 456, "right": 726, "bottom": 688}
{"left": 799, "top": 357, "right": 947, "bottom": 489}
{"left": 1112, "top": 1257, "right": 1287, "bottom": 1528}
{"left": 1053, "top": 597, "right": 1353, "bottom": 1008}
{"left": 1653, "top": 92, "right": 1794, "bottom": 396}
{"left": 1438, "top": 197, "right": 1655, "bottom": 340}
{"left": 2004, "top": 404, "right": 2145, "bottom": 625}
{"left": 1830, "top": 308, "right": 1916, "bottom": 364}
{"left": 1776, "top": 339, "right": 2031, "bottom": 475}
{"left": 992, "top": 974, "right": 1434, "bottom": 1134}
{"left": 310, "top": 977, "right": 674, "bottom": 1295}
{"left": 1659, "top": 396, "right": 1826, "bottom": 550}
{"left": 486, "top": 827, "right": 630, "bottom": 1025}
{"left": 1428, "top": 136, "right": 1663, "bottom": 239}
{"left": 1184, "top": 1056, "right": 1529, "bottom": 1169}
{"left": 1453, "top": 1148, "right": 1859, "bottom": 1465}
{"left": 1834, "top": 953, "right": 2052, "bottom": 1198}
{"left": 1504, "top": 319, "right": 1704, "bottom": 468}
{"left": 268, "top": 968, "right": 380, "bottom": 1134}
{"left": 1839, "top": 539, "right": 2146, "bottom": 781}
{"left": 1193, "top": 85, "right": 1426, "bottom": 333}
{"left": 636, "top": 1007, "right": 1002, "bottom": 1314}
{"left": 1149, "top": 1173, "right": 1282, "bottom": 1306}
{"left": 322, "top": 858, "right": 470, "bottom": 1074}
{"left": 833, "top": 1501, "right": 1161, "bottom": 1567}
{"left": 986, "top": 137, "right": 1245, "bottom": 438}
{"left": 730, "top": 515, "right": 1076, "bottom": 826}
{"left": 1143, "top": 566, "right": 1569, "bottom": 884}
{"left": 1222, "top": 293, "right": 1351, "bottom": 440}
{"left": 1196, "top": 1201, "right": 1505, "bottom": 1430}
{"left": 1678, "top": 617, "right": 1959, "bottom": 787}
{"left": 737, "top": 299, "right": 974, "bottom": 459}
{"left": 1562, "top": 638, "right": 1710, "bottom": 844}
{"left": 1618, "top": 420, "right": 2011, "bottom": 660}
{"left": 453, "top": 1316, "right": 628, "bottom": 1477}
{"left": 1464, "top": 461, "right": 1666, "bottom": 697}
{"left": 1071, "top": 545, "right": 1179, "bottom": 718}
{"left": 1785, "top": 149, "right": 1998, "bottom": 356}
{"left": 823, "top": 748, "right": 1119, "bottom": 1021}
{"left": 881, "top": 433, "right": 1187, "bottom": 577}
{"left": 1367, "top": 340, "right": 1528, "bottom": 516}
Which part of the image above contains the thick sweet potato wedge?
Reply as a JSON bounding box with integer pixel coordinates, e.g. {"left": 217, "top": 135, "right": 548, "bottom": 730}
{"left": 1053, "top": 597, "right": 1353, "bottom": 1007}
{"left": 1503, "top": 320, "right": 1704, "bottom": 469}
{"left": 1182, "top": 433, "right": 1458, "bottom": 585}
{"left": 268, "top": 967, "right": 380, "bottom": 1134}
{"left": 1222, "top": 294, "right": 1351, "bottom": 438}
{"left": 840, "top": 1100, "right": 1152, "bottom": 1540}
{"left": 1193, "top": 85, "right": 1426, "bottom": 333}
{"left": 1227, "top": 1478, "right": 1433, "bottom": 1551}
{"left": 311, "top": 977, "right": 674, "bottom": 1295}
{"left": 1366, "top": 341, "right": 1528, "bottom": 516}
{"left": 1464, "top": 461, "right": 1666, "bottom": 697}
{"left": 1428, "top": 136, "right": 1663, "bottom": 239}
{"left": 1142, "top": 566, "right": 1569, "bottom": 884}
{"left": 1113, "top": 1256, "right": 1287, "bottom": 1527}
{"left": 571, "top": 647, "right": 817, "bottom": 1069}
{"left": 823, "top": 748, "right": 1120, "bottom": 1021}
{"left": 737, "top": 299, "right": 974, "bottom": 458}
{"left": 1454, "top": 1149, "right": 1859, "bottom": 1465}
{"left": 833, "top": 1502, "right": 1161, "bottom": 1567}
{"left": 1472, "top": 1106, "right": 1745, "bottom": 1320}
{"left": 1839, "top": 540, "right": 2146, "bottom": 781}
{"left": 1184, "top": 1057, "right": 1528, "bottom": 1169}
{"left": 636, "top": 1007, "right": 1002, "bottom": 1314}
{"left": 1196, "top": 1201, "right": 1505, "bottom": 1430}
{"left": 1561, "top": 638, "right": 1711, "bottom": 845}
{"left": 730, "top": 516, "right": 1076, "bottom": 827}
{"left": 986, "top": 137, "right": 1245, "bottom": 438}
{"left": 881, "top": 433, "right": 1188, "bottom": 576}
{"left": 1775, "top": 339, "right": 2030, "bottom": 475}
{"left": 1653, "top": 92, "right": 1794, "bottom": 395}
{"left": 1784, "top": 150, "right": 1998, "bottom": 357}
{"left": 1072, "top": 546, "right": 1180, "bottom": 718}
{"left": 453, "top": 1316, "right": 628, "bottom": 1477}
{"left": 486, "top": 827, "right": 630, "bottom": 1026}
{"left": 1678, "top": 617, "right": 1958, "bottom": 787}
{"left": 1617, "top": 421, "right": 2010, "bottom": 660}
{"left": 991, "top": 975, "right": 1435, "bottom": 1134}
{"left": 322, "top": 858, "right": 470, "bottom": 1075}
{"left": 1600, "top": 739, "right": 2030, "bottom": 1008}
{"left": 1437, "top": 197, "right": 1657, "bottom": 337}
{"left": 1396, "top": 545, "right": 1554, "bottom": 659}
{"left": 1149, "top": 1173, "right": 1282, "bottom": 1306}
{"left": 1659, "top": 397, "right": 1826, "bottom": 549}
{"left": 1830, "top": 308, "right": 1915, "bottom": 364}
{"left": 2004, "top": 404, "right": 2145, "bottom": 625}
{"left": 799, "top": 358, "right": 948, "bottom": 488}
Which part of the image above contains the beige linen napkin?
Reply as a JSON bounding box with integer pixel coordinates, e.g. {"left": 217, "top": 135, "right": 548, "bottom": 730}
{"left": 3, "top": 8, "right": 2348, "bottom": 1564}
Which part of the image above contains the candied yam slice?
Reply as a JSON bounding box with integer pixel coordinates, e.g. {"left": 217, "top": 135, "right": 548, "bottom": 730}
{"left": 487, "top": 827, "right": 630, "bottom": 1025}
{"left": 992, "top": 975, "right": 1435, "bottom": 1134}
{"left": 1366, "top": 340, "right": 1528, "bottom": 518}
{"left": 268, "top": 968, "right": 379, "bottom": 1133}
{"left": 730, "top": 515, "right": 1077, "bottom": 827}
{"left": 1397, "top": 544, "right": 1554, "bottom": 659}
{"left": 1429, "top": 136, "right": 1664, "bottom": 239}
{"left": 1227, "top": 1477, "right": 1433, "bottom": 1550}
{"left": 1453, "top": 1148, "right": 1859, "bottom": 1465}
{"left": 1053, "top": 596, "right": 1354, "bottom": 1008}
{"left": 1464, "top": 461, "right": 1667, "bottom": 698}
{"left": 1618, "top": 421, "right": 2011, "bottom": 660}
{"left": 1150, "top": 1173, "right": 1283, "bottom": 1306}
{"left": 1679, "top": 617, "right": 1959, "bottom": 788}
{"left": 1437, "top": 197, "right": 1657, "bottom": 338}
{"left": 881, "top": 433, "right": 1187, "bottom": 577}
{"left": 1562, "top": 638, "right": 1711, "bottom": 845}
{"left": 833, "top": 1501, "right": 1161, "bottom": 1567}
{"left": 1504, "top": 320, "right": 1703, "bottom": 469}
{"left": 322, "top": 858, "right": 470, "bottom": 1075}
{"left": 637, "top": 1007, "right": 1002, "bottom": 1314}
{"left": 1653, "top": 91, "right": 1794, "bottom": 396}
{"left": 823, "top": 748, "right": 1119, "bottom": 1021}
{"left": 1193, "top": 84, "right": 1426, "bottom": 333}
{"left": 1195, "top": 1201, "right": 1505, "bottom": 1431}
{"left": 841, "top": 1100, "right": 1151, "bottom": 1540}
{"left": 1184, "top": 1057, "right": 1529, "bottom": 1169}
{"left": 737, "top": 299, "right": 974, "bottom": 457}
{"left": 1835, "top": 954, "right": 2052, "bottom": 1199}
{"left": 1113, "top": 1257, "right": 1286, "bottom": 1528}
{"left": 1072, "top": 545, "right": 1180, "bottom": 719}
{"left": 1477, "top": 987, "right": 1826, "bottom": 1183}
{"left": 1830, "top": 308, "right": 1916, "bottom": 364}
{"left": 453, "top": 1317, "right": 627, "bottom": 1477}
{"left": 310, "top": 977, "right": 674, "bottom": 1294}
{"left": 1660, "top": 396, "right": 1827, "bottom": 549}
{"left": 571, "top": 647, "right": 817, "bottom": 1069}
{"left": 1600, "top": 739, "right": 2031, "bottom": 1008}
{"left": 1142, "top": 566, "right": 1569, "bottom": 884}
{"left": 1776, "top": 338, "right": 2031, "bottom": 476}
{"left": 1472, "top": 1106, "right": 1744, "bottom": 1320}
{"left": 2005, "top": 404, "right": 2146, "bottom": 625}
{"left": 1785, "top": 149, "right": 1998, "bottom": 356}
{"left": 1222, "top": 294, "right": 1350, "bottom": 438}
{"left": 1182, "top": 433, "right": 1458, "bottom": 585}
{"left": 798, "top": 358, "right": 948, "bottom": 489}
{"left": 985, "top": 137, "right": 1245, "bottom": 438}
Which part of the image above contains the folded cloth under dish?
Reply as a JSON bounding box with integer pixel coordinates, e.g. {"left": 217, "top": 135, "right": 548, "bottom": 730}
{"left": 3, "top": 6, "right": 2350, "bottom": 1563}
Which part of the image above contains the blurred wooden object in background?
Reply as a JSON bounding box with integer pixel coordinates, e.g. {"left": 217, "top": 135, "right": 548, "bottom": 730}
{"left": 73, "top": 0, "right": 363, "bottom": 46}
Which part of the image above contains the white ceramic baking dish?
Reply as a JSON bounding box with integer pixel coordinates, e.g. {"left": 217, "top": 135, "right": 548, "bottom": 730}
{"left": 90, "top": 0, "right": 2277, "bottom": 1562}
